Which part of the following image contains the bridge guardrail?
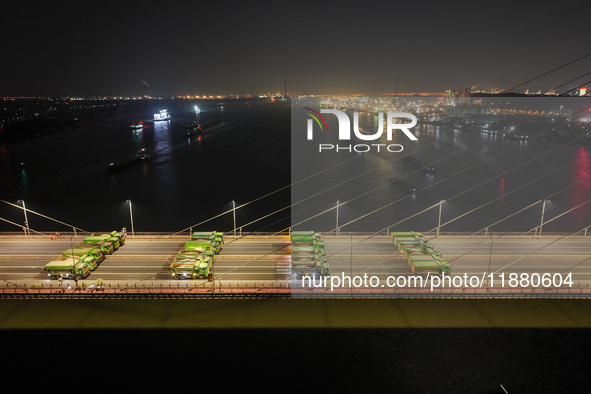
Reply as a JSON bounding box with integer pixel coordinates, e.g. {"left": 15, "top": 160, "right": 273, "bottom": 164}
{"left": 1, "top": 282, "right": 590, "bottom": 299}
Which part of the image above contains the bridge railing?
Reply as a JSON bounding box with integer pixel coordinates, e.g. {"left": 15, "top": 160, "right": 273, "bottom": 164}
{"left": 1, "top": 281, "right": 590, "bottom": 299}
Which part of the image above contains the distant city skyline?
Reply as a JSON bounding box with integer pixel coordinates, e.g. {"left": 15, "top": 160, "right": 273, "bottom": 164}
{"left": 2, "top": 0, "right": 590, "bottom": 96}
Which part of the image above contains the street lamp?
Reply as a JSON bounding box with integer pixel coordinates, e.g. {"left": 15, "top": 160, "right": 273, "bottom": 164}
{"left": 336, "top": 200, "right": 340, "bottom": 236}
{"left": 350, "top": 232, "right": 353, "bottom": 286}
{"left": 18, "top": 200, "right": 30, "bottom": 237}
{"left": 70, "top": 233, "right": 76, "bottom": 275}
{"left": 539, "top": 199, "right": 549, "bottom": 237}
{"left": 436, "top": 200, "right": 445, "bottom": 237}
{"left": 487, "top": 234, "right": 493, "bottom": 289}
{"left": 127, "top": 200, "right": 135, "bottom": 238}
{"left": 232, "top": 200, "right": 237, "bottom": 237}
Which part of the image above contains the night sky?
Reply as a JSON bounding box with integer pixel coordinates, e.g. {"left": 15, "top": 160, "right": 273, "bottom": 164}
{"left": 1, "top": 0, "right": 589, "bottom": 96}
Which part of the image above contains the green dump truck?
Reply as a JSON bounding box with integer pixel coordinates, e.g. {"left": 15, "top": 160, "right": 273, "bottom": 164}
{"left": 291, "top": 244, "right": 326, "bottom": 255}
{"left": 291, "top": 257, "right": 331, "bottom": 277}
{"left": 169, "top": 254, "right": 213, "bottom": 279}
{"left": 391, "top": 231, "right": 451, "bottom": 276}
{"left": 185, "top": 239, "right": 221, "bottom": 255}
{"left": 63, "top": 246, "right": 105, "bottom": 263}
{"left": 408, "top": 256, "right": 451, "bottom": 277}
{"left": 109, "top": 228, "right": 127, "bottom": 245}
{"left": 84, "top": 234, "right": 121, "bottom": 251}
{"left": 390, "top": 231, "right": 423, "bottom": 241}
{"left": 213, "top": 231, "right": 224, "bottom": 245}
{"left": 400, "top": 242, "right": 434, "bottom": 262}
{"left": 292, "top": 248, "right": 326, "bottom": 262}
{"left": 177, "top": 248, "right": 215, "bottom": 261}
{"left": 191, "top": 231, "right": 213, "bottom": 240}
{"left": 290, "top": 231, "right": 330, "bottom": 277}
{"left": 394, "top": 235, "right": 420, "bottom": 245}
{"left": 76, "top": 241, "right": 113, "bottom": 255}
{"left": 291, "top": 232, "right": 325, "bottom": 251}
{"left": 294, "top": 237, "right": 325, "bottom": 248}
{"left": 44, "top": 255, "right": 94, "bottom": 280}
{"left": 190, "top": 231, "right": 223, "bottom": 253}
{"left": 394, "top": 238, "right": 423, "bottom": 252}
{"left": 291, "top": 231, "right": 318, "bottom": 244}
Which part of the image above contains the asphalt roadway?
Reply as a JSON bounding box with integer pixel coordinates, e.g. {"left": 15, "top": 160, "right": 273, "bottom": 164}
{"left": 1, "top": 235, "right": 590, "bottom": 292}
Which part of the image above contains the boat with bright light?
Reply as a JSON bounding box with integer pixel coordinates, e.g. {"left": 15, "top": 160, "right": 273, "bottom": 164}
{"left": 154, "top": 109, "right": 171, "bottom": 121}
{"left": 129, "top": 122, "right": 144, "bottom": 130}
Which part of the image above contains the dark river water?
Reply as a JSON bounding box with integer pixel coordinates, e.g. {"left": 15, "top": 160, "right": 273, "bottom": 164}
{"left": 0, "top": 100, "right": 291, "bottom": 233}
{"left": 1, "top": 98, "right": 591, "bottom": 234}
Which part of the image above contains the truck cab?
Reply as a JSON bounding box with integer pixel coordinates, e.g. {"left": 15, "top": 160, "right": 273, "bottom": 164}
{"left": 110, "top": 228, "right": 127, "bottom": 245}
{"left": 213, "top": 231, "right": 224, "bottom": 245}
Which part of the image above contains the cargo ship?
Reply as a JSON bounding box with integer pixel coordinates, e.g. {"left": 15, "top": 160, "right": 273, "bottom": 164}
{"left": 107, "top": 148, "right": 151, "bottom": 173}
{"left": 153, "top": 109, "right": 171, "bottom": 121}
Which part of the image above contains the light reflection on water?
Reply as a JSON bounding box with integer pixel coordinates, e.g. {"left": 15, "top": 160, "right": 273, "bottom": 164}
{"left": 568, "top": 147, "right": 591, "bottom": 230}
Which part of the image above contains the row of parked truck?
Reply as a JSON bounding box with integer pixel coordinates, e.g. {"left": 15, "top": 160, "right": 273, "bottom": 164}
{"left": 290, "top": 231, "right": 330, "bottom": 278}
{"left": 390, "top": 231, "right": 451, "bottom": 277}
{"left": 43, "top": 229, "right": 127, "bottom": 280}
{"left": 169, "top": 231, "right": 224, "bottom": 279}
